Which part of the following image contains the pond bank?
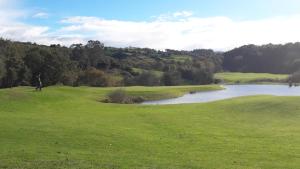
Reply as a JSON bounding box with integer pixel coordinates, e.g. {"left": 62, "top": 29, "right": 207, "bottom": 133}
{"left": 142, "top": 84, "right": 300, "bottom": 105}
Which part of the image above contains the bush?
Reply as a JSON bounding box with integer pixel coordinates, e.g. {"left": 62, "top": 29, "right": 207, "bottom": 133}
{"left": 80, "top": 68, "right": 107, "bottom": 87}
{"left": 213, "top": 78, "right": 223, "bottom": 84}
{"left": 61, "top": 71, "right": 79, "bottom": 86}
{"left": 249, "top": 78, "right": 286, "bottom": 83}
{"left": 105, "top": 89, "right": 145, "bottom": 104}
{"left": 0, "top": 57, "right": 6, "bottom": 80}
{"left": 80, "top": 68, "right": 122, "bottom": 87}
{"left": 162, "top": 71, "right": 183, "bottom": 86}
{"left": 289, "top": 71, "right": 300, "bottom": 83}
{"left": 180, "top": 68, "right": 214, "bottom": 85}
{"left": 106, "top": 89, "right": 132, "bottom": 104}
{"left": 131, "top": 96, "right": 145, "bottom": 103}
{"left": 135, "top": 71, "right": 161, "bottom": 86}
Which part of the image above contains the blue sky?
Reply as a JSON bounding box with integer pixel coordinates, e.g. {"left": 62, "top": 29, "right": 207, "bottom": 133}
{"left": 1, "top": 0, "right": 300, "bottom": 50}
{"left": 23, "top": 0, "right": 300, "bottom": 23}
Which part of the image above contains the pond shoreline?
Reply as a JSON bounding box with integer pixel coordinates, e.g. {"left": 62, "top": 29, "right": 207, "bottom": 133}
{"left": 142, "top": 84, "right": 299, "bottom": 105}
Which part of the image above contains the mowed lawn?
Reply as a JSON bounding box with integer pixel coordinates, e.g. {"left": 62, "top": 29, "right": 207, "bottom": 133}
{"left": 215, "top": 72, "right": 289, "bottom": 83}
{"left": 0, "top": 86, "right": 299, "bottom": 169}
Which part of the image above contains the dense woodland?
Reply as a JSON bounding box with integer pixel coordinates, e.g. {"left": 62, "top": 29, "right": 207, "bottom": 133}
{"left": 0, "top": 39, "right": 222, "bottom": 88}
{"left": 1, "top": 38, "right": 300, "bottom": 88}
{"left": 223, "top": 43, "right": 300, "bottom": 74}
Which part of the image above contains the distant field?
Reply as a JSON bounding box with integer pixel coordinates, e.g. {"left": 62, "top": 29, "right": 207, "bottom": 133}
{"left": 215, "top": 72, "right": 289, "bottom": 83}
{"left": 0, "top": 86, "right": 299, "bottom": 168}
{"left": 131, "top": 68, "right": 164, "bottom": 77}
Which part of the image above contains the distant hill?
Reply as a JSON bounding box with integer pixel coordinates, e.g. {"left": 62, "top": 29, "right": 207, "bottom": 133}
{"left": 2, "top": 38, "right": 300, "bottom": 88}
{"left": 0, "top": 39, "right": 222, "bottom": 88}
{"left": 223, "top": 43, "right": 300, "bottom": 74}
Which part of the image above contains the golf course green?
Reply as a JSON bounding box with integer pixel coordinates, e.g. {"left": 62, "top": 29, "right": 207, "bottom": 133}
{"left": 215, "top": 72, "right": 289, "bottom": 84}
{"left": 0, "top": 85, "right": 299, "bottom": 169}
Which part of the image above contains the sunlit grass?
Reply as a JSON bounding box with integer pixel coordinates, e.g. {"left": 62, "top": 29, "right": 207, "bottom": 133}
{"left": 215, "top": 72, "right": 288, "bottom": 83}
{"left": 0, "top": 86, "right": 299, "bottom": 168}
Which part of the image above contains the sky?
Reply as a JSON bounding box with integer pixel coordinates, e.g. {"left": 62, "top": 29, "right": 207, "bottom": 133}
{"left": 1, "top": 0, "right": 300, "bottom": 51}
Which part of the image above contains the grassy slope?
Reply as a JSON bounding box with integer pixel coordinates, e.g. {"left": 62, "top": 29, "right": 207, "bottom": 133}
{"left": 131, "top": 68, "right": 164, "bottom": 77}
{"left": 123, "top": 85, "right": 222, "bottom": 100}
{"left": 0, "top": 86, "right": 299, "bottom": 169}
{"left": 215, "top": 72, "right": 289, "bottom": 83}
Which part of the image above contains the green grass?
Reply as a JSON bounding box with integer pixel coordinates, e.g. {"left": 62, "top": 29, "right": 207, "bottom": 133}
{"left": 169, "top": 55, "right": 192, "bottom": 63}
{"left": 215, "top": 72, "right": 289, "bottom": 84}
{"left": 131, "top": 68, "right": 164, "bottom": 77}
{"left": 0, "top": 86, "right": 299, "bottom": 169}
{"left": 121, "top": 85, "right": 222, "bottom": 101}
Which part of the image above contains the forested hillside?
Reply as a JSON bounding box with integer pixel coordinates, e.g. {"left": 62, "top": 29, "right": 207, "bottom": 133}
{"left": 223, "top": 43, "right": 300, "bottom": 74}
{"left": 2, "top": 38, "right": 300, "bottom": 89}
{"left": 0, "top": 39, "right": 222, "bottom": 88}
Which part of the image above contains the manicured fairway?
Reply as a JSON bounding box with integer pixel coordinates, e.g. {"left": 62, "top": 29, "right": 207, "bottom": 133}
{"left": 0, "top": 86, "right": 299, "bottom": 169}
{"left": 215, "top": 72, "right": 289, "bottom": 83}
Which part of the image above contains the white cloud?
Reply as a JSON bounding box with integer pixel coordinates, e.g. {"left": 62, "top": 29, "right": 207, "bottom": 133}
{"left": 1, "top": 6, "right": 300, "bottom": 51}
{"left": 0, "top": 1, "right": 83, "bottom": 46}
{"left": 33, "top": 12, "right": 49, "bottom": 19}
{"left": 173, "top": 11, "right": 193, "bottom": 18}
{"left": 153, "top": 11, "right": 194, "bottom": 21}
{"left": 0, "top": 0, "right": 26, "bottom": 21}
{"left": 0, "top": 0, "right": 14, "bottom": 7}
{"left": 58, "top": 14, "right": 300, "bottom": 50}
{"left": 0, "top": 0, "right": 44, "bottom": 42}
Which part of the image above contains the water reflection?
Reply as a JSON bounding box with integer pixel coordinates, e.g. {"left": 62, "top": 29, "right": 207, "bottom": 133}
{"left": 142, "top": 85, "right": 300, "bottom": 105}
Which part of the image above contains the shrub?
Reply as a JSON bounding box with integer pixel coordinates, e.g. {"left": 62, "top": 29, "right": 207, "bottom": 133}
{"left": 61, "top": 71, "right": 79, "bottom": 86}
{"left": 80, "top": 68, "right": 107, "bottom": 87}
{"left": 135, "top": 71, "right": 161, "bottom": 86}
{"left": 180, "top": 68, "right": 214, "bottom": 85}
{"left": 289, "top": 71, "right": 300, "bottom": 83}
{"left": 249, "top": 78, "right": 286, "bottom": 83}
{"left": 213, "top": 78, "right": 223, "bottom": 84}
{"left": 105, "top": 89, "right": 145, "bottom": 104}
{"left": 162, "top": 71, "right": 183, "bottom": 86}
{"left": 106, "top": 89, "right": 132, "bottom": 104}
{"left": 131, "top": 96, "right": 145, "bottom": 103}
{"left": 80, "top": 68, "right": 123, "bottom": 87}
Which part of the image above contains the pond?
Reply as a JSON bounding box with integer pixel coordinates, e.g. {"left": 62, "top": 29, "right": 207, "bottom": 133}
{"left": 142, "top": 85, "right": 300, "bottom": 105}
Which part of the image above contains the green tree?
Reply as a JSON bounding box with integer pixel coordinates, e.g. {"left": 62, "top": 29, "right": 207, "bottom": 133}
{"left": 81, "top": 67, "right": 109, "bottom": 87}
{"left": 4, "top": 45, "right": 24, "bottom": 87}
{"left": 135, "top": 71, "right": 161, "bottom": 86}
{"left": 162, "top": 71, "right": 183, "bottom": 86}
{"left": 0, "top": 56, "right": 6, "bottom": 80}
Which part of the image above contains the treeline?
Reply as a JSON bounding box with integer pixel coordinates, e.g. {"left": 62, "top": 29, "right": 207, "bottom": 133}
{"left": 224, "top": 43, "right": 300, "bottom": 74}
{"left": 0, "top": 39, "right": 222, "bottom": 88}
{"left": 3, "top": 38, "right": 300, "bottom": 89}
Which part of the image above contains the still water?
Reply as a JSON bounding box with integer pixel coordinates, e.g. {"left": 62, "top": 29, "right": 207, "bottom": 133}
{"left": 142, "top": 85, "right": 300, "bottom": 105}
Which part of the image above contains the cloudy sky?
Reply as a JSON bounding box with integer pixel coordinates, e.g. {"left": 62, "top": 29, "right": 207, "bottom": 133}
{"left": 1, "top": 0, "right": 300, "bottom": 51}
